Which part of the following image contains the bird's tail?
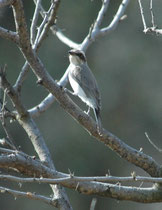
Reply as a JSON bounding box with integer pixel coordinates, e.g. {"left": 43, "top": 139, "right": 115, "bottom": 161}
{"left": 93, "top": 108, "right": 102, "bottom": 134}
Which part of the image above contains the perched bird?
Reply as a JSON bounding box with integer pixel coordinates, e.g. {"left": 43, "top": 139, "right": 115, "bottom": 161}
{"left": 67, "top": 49, "right": 102, "bottom": 133}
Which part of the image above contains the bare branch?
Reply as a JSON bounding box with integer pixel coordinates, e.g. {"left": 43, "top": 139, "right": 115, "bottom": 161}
{"left": 14, "top": 0, "right": 61, "bottom": 93}
{"left": 138, "top": 0, "right": 147, "bottom": 32}
{"left": 150, "top": 0, "right": 155, "bottom": 28}
{"left": 35, "top": 0, "right": 61, "bottom": 49}
{"left": 0, "top": 186, "right": 59, "bottom": 207}
{"left": 0, "top": 26, "right": 19, "bottom": 44}
{"left": 28, "top": 0, "right": 130, "bottom": 118}
{"left": 33, "top": 0, "right": 79, "bottom": 49}
{"left": 1, "top": 152, "right": 162, "bottom": 202}
{"left": 93, "top": 0, "right": 110, "bottom": 30}
{"left": 0, "top": 147, "right": 18, "bottom": 154}
{"left": 3, "top": 174, "right": 162, "bottom": 185}
{"left": 28, "top": 68, "right": 69, "bottom": 117}
{"left": 145, "top": 132, "right": 162, "bottom": 153}
{"left": 0, "top": 67, "right": 27, "bottom": 116}
{"left": 13, "top": 61, "right": 30, "bottom": 93}
{"left": 82, "top": 0, "right": 130, "bottom": 50}
{"left": 90, "top": 198, "right": 97, "bottom": 210}
{"left": 51, "top": 26, "right": 79, "bottom": 49}
{"left": 0, "top": 89, "right": 17, "bottom": 149}
{"left": 99, "top": 0, "right": 130, "bottom": 35}
{"left": 10, "top": 0, "right": 161, "bottom": 179}
{"left": 30, "top": 0, "right": 42, "bottom": 45}
{"left": 0, "top": 0, "right": 14, "bottom": 7}
{"left": 1, "top": 1, "right": 72, "bottom": 203}
{"left": 138, "top": 0, "right": 162, "bottom": 35}
{"left": 28, "top": 93, "right": 55, "bottom": 117}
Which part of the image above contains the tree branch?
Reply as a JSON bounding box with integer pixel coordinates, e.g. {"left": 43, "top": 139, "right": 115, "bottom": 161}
{"left": 10, "top": 0, "right": 162, "bottom": 179}
{"left": 0, "top": 26, "right": 19, "bottom": 44}
{"left": 1, "top": 153, "right": 162, "bottom": 203}
{"left": 14, "top": 0, "right": 61, "bottom": 93}
{"left": 27, "top": 0, "right": 130, "bottom": 119}
{"left": 0, "top": 0, "right": 14, "bottom": 7}
{"left": 51, "top": 26, "right": 80, "bottom": 49}
{"left": 2, "top": 174, "right": 162, "bottom": 185}
{"left": 30, "top": 0, "right": 42, "bottom": 45}
{"left": 100, "top": 0, "right": 129, "bottom": 34}
{"left": 35, "top": 0, "right": 61, "bottom": 49}
{"left": 0, "top": 66, "right": 72, "bottom": 209}
{"left": 28, "top": 68, "right": 69, "bottom": 117}
{"left": 138, "top": 0, "right": 162, "bottom": 35}
{"left": 82, "top": 0, "right": 130, "bottom": 50}
{"left": 0, "top": 186, "right": 59, "bottom": 207}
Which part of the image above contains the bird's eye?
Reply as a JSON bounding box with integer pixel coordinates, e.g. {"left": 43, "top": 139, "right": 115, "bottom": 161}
{"left": 78, "top": 53, "right": 84, "bottom": 59}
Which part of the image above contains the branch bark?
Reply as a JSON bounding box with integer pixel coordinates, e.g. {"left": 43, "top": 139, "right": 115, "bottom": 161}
{"left": 0, "top": 153, "right": 162, "bottom": 203}
{"left": 0, "top": 26, "right": 19, "bottom": 43}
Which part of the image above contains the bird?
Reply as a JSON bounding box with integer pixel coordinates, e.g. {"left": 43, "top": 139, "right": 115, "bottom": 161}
{"left": 67, "top": 49, "right": 102, "bottom": 133}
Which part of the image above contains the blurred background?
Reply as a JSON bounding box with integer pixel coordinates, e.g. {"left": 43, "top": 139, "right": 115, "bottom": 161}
{"left": 0, "top": 0, "right": 162, "bottom": 209}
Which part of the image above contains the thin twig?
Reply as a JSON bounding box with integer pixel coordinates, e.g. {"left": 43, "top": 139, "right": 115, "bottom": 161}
{"left": 100, "top": 0, "right": 130, "bottom": 35}
{"left": 93, "top": 0, "right": 110, "bottom": 30}
{"left": 34, "top": 7, "right": 50, "bottom": 48}
{"left": 14, "top": 0, "right": 61, "bottom": 93}
{"left": 3, "top": 2, "right": 72, "bottom": 206}
{"left": 145, "top": 132, "right": 162, "bottom": 153}
{"left": 0, "top": 89, "right": 16, "bottom": 149}
{"left": 138, "top": 0, "right": 162, "bottom": 35}
{"left": 13, "top": 61, "right": 30, "bottom": 93}
{"left": 1, "top": 174, "right": 162, "bottom": 184}
{"left": 0, "top": 152, "right": 162, "bottom": 202}
{"left": 150, "top": 0, "right": 155, "bottom": 28}
{"left": 0, "top": 67, "right": 27, "bottom": 116}
{"left": 30, "top": 0, "right": 42, "bottom": 45}
{"left": 35, "top": 0, "right": 61, "bottom": 49}
{"left": 138, "top": 0, "right": 147, "bottom": 32}
{"left": 90, "top": 198, "right": 97, "bottom": 210}
{"left": 0, "top": 186, "right": 58, "bottom": 207}
{"left": 82, "top": 0, "right": 130, "bottom": 50}
{"left": 51, "top": 26, "right": 79, "bottom": 49}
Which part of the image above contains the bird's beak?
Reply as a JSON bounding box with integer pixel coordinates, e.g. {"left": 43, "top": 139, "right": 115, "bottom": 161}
{"left": 68, "top": 50, "right": 74, "bottom": 55}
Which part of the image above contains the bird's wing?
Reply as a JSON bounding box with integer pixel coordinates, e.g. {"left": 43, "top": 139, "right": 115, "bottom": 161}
{"left": 70, "top": 65, "right": 101, "bottom": 109}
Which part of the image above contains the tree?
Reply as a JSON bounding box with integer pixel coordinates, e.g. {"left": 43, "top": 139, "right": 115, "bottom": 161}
{"left": 0, "top": 0, "right": 162, "bottom": 209}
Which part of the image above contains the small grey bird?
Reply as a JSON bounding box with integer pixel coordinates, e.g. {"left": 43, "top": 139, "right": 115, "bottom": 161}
{"left": 67, "top": 49, "right": 102, "bottom": 133}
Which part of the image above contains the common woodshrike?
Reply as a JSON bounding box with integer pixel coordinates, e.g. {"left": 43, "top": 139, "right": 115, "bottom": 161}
{"left": 67, "top": 49, "right": 102, "bottom": 133}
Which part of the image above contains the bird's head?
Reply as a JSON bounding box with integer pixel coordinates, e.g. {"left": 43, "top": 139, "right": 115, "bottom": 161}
{"left": 68, "top": 49, "right": 86, "bottom": 65}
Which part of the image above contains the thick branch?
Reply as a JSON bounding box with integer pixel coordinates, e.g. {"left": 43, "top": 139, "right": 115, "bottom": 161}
{"left": 0, "top": 67, "right": 72, "bottom": 209}
{"left": 1, "top": 154, "right": 162, "bottom": 203}
{"left": 28, "top": 68, "right": 69, "bottom": 117}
